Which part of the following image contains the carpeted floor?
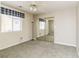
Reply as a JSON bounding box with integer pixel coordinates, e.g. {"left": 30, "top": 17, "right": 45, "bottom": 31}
{"left": 0, "top": 40, "right": 78, "bottom": 58}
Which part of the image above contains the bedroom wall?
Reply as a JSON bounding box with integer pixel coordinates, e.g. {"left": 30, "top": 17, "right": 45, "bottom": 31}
{"left": 0, "top": 4, "right": 33, "bottom": 50}
{"left": 37, "top": 7, "right": 76, "bottom": 47}
{"left": 76, "top": 2, "right": 79, "bottom": 56}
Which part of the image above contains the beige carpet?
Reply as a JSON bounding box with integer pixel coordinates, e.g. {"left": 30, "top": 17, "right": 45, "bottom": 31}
{"left": 0, "top": 40, "right": 78, "bottom": 58}
{"left": 37, "top": 35, "right": 54, "bottom": 42}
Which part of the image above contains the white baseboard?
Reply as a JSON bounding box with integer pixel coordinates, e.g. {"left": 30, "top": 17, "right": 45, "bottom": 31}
{"left": 54, "top": 41, "right": 76, "bottom": 47}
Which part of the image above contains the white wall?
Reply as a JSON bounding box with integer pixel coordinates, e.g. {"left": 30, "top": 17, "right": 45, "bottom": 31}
{"left": 0, "top": 4, "right": 33, "bottom": 50}
{"left": 77, "top": 3, "right": 79, "bottom": 55}
{"left": 54, "top": 8, "right": 76, "bottom": 47}
{"left": 38, "top": 7, "right": 76, "bottom": 47}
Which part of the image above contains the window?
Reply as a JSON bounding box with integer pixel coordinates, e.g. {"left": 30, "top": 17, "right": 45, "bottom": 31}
{"left": 1, "top": 14, "right": 12, "bottom": 32}
{"left": 39, "top": 21, "right": 45, "bottom": 30}
{"left": 1, "top": 14, "right": 22, "bottom": 32}
{"left": 12, "top": 16, "right": 22, "bottom": 31}
{"left": 0, "top": 7, "right": 24, "bottom": 32}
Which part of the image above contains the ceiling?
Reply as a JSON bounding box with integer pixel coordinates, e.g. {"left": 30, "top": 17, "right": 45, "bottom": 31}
{"left": 1, "top": 1, "right": 78, "bottom": 14}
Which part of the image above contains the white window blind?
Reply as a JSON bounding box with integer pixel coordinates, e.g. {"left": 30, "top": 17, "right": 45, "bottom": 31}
{"left": 0, "top": 7, "right": 24, "bottom": 32}
{"left": 1, "top": 14, "right": 12, "bottom": 32}
{"left": 1, "top": 14, "right": 22, "bottom": 32}
{"left": 13, "top": 16, "right": 22, "bottom": 31}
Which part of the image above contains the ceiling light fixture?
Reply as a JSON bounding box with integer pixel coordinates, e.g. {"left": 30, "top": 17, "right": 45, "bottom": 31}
{"left": 30, "top": 4, "right": 37, "bottom": 12}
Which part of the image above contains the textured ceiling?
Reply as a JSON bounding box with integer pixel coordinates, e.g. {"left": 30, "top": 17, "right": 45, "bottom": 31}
{"left": 1, "top": 1, "right": 78, "bottom": 14}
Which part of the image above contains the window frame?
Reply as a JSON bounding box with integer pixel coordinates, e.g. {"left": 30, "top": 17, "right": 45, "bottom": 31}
{"left": 0, "top": 7, "right": 23, "bottom": 32}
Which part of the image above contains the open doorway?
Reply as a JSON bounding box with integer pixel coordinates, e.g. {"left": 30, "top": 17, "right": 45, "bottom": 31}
{"left": 45, "top": 20, "right": 54, "bottom": 42}
{"left": 48, "top": 20, "right": 54, "bottom": 35}
{"left": 37, "top": 18, "right": 54, "bottom": 42}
